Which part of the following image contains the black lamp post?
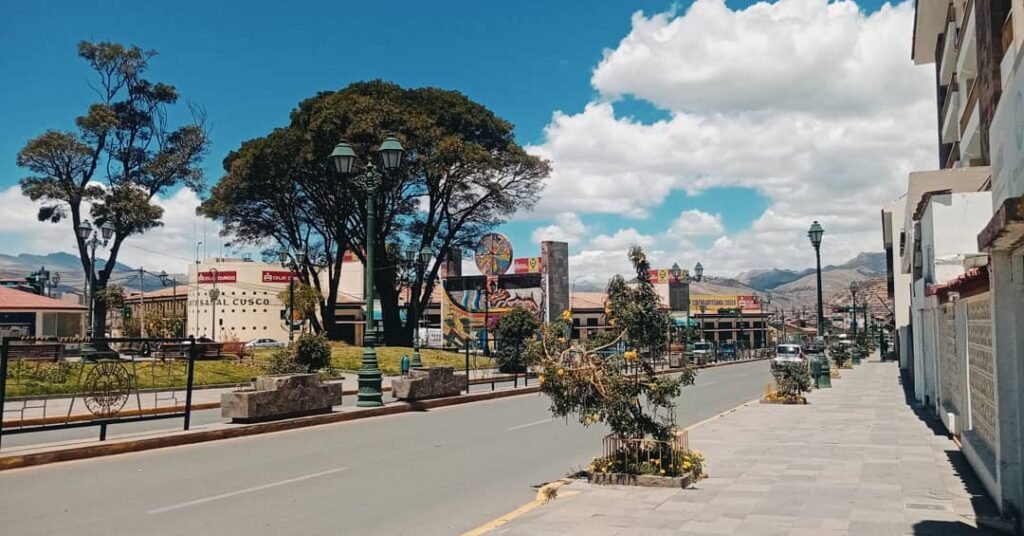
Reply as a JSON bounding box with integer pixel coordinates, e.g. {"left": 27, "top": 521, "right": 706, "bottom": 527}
{"left": 158, "top": 270, "right": 180, "bottom": 337}
{"left": 329, "top": 135, "right": 404, "bottom": 407}
{"left": 278, "top": 249, "right": 307, "bottom": 343}
{"left": 849, "top": 281, "right": 859, "bottom": 341}
{"left": 403, "top": 245, "right": 434, "bottom": 368}
{"left": 76, "top": 219, "right": 116, "bottom": 337}
{"left": 807, "top": 221, "right": 825, "bottom": 338}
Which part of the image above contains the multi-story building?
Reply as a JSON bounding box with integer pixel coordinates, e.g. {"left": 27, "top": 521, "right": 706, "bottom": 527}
{"left": 882, "top": 0, "right": 1019, "bottom": 523}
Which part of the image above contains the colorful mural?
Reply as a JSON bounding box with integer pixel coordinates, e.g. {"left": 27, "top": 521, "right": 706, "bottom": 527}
{"left": 441, "top": 273, "right": 544, "bottom": 349}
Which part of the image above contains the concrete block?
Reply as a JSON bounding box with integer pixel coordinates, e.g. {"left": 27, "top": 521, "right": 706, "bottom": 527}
{"left": 221, "top": 374, "right": 342, "bottom": 423}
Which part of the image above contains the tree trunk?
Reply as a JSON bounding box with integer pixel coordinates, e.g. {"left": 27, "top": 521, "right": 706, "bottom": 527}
{"left": 92, "top": 289, "right": 108, "bottom": 338}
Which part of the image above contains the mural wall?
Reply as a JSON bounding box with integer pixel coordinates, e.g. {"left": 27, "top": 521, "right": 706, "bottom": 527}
{"left": 441, "top": 273, "right": 544, "bottom": 349}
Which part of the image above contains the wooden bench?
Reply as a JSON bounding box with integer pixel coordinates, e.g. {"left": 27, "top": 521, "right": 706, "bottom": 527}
{"left": 5, "top": 343, "right": 62, "bottom": 362}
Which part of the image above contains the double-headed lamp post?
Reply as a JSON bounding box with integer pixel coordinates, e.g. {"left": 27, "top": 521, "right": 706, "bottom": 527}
{"left": 807, "top": 221, "right": 825, "bottom": 338}
{"left": 849, "top": 281, "right": 859, "bottom": 341}
{"left": 669, "top": 261, "right": 703, "bottom": 345}
{"left": 403, "top": 246, "right": 434, "bottom": 368}
{"left": 76, "top": 219, "right": 117, "bottom": 337}
{"left": 277, "top": 249, "right": 308, "bottom": 343}
{"left": 330, "top": 135, "right": 405, "bottom": 408}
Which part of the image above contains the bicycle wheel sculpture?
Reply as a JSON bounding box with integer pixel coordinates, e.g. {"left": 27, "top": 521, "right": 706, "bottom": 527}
{"left": 474, "top": 233, "right": 513, "bottom": 276}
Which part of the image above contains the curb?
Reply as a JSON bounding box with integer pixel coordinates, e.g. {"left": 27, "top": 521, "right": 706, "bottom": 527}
{"left": 461, "top": 478, "right": 576, "bottom": 536}
{"left": 0, "top": 385, "right": 540, "bottom": 472}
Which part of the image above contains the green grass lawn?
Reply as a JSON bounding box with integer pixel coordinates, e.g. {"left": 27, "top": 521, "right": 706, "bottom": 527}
{"left": 4, "top": 344, "right": 494, "bottom": 398}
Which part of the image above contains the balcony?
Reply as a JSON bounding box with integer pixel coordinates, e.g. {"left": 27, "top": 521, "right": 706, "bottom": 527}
{"left": 939, "top": 17, "right": 959, "bottom": 86}
{"left": 960, "top": 78, "right": 982, "bottom": 163}
{"left": 941, "top": 74, "right": 961, "bottom": 145}
{"left": 956, "top": 0, "right": 978, "bottom": 81}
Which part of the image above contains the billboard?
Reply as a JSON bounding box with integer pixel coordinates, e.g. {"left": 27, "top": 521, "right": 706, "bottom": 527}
{"left": 197, "top": 271, "right": 237, "bottom": 284}
{"left": 690, "top": 294, "right": 761, "bottom": 314}
{"left": 513, "top": 257, "right": 543, "bottom": 274}
{"left": 647, "top": 268, "right": 688, "bottom": 284}
{"left": 261, "top": 270, "right": 295, "bottom": 284}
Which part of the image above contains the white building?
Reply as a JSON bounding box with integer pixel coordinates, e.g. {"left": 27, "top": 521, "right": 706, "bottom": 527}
{"left": 187, "top": 256, "right": 365, "bottom": 343}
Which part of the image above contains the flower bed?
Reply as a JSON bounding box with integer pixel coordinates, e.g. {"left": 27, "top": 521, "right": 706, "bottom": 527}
{"left": 761, "top": 389, "right": 807, "bottom": 404}
{"left": 586, "top": 431, "right": 705, "bottom": 487}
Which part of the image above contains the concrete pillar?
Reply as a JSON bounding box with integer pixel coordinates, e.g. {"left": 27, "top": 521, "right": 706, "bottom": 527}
{"left": 991, "top": 249, "right": 1024, "bottom": 523}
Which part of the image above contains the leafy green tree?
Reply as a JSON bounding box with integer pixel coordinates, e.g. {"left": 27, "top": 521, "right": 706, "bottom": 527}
{"left": 494, "top": 306, "right": 540, "bottom": 372}
{"left": 276, "top": 282, "right": 321, "bottom": 325}
{"left": 605, "top": 247, "right": 673, "bottom": 359}
{"left": 200, "top": 81, "right": 549, "bottom": 343}
{"left": 16, "top": 42, "right": 209, "bottom": 337}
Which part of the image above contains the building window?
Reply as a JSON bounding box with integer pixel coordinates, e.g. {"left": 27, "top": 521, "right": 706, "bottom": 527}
{"left": 41, "top": 312, "right": 82, "bottom": 337}
{"left": 587, "top": 318, "right": 598, "bottom": 327}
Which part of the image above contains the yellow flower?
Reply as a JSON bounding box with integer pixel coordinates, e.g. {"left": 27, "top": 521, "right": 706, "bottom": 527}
{"left": 660, "top": 469, "right": 666, "bottom": 475}
{"left": 624, "top": 350, "right": 638, "bottom": 362}
{"left": 609, "top": 319, "right": 617, "bottom": 326}
{"left": 561, "top": 309, "right": 572, "bottom": 322}
{"left": 557, "top": 368, "right": 565, "bottom": 377}
{"left": 538, "top": 374, "right": 546, "bottom": 384}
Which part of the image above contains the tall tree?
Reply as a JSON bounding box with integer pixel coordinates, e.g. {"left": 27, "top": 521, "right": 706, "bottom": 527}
{"left": 201, "top": 81, "right": 549, "bottom": 344}
{"left": 16, "top": 41, "right": 209, "bottom": 336}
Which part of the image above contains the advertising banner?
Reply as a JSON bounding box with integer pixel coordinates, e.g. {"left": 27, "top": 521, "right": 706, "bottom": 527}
{"left": 197, "top": 271, "right": 237, "bottom": 284}
{"left": 689, "top": 295, "right": 760, "bottom": 313}
{"left": 513, "top": 257, "right": 543, "bottom": 274}
{"left": 261, "top": 270, "right": 295, "bottom": 284}
{"left": 647, "top": 268, "right": 687, "bottom": 284}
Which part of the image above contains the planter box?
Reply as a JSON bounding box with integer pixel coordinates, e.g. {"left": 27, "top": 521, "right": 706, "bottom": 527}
{"left": 588, "top": 470, "right": 697, "bottom": 488}
{"left": 391, "top": 367, "right": 468, "bottom": 401}
{"left": 221, "top": 374, "right": 343, "bottom": 423}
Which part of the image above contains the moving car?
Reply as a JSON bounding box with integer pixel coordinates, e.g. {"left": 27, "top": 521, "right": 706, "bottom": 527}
{"left": 244, "top": 338, "right": 286, "bottom": 350}
{"left": 690, "top": 341, "right": 714, "bottom": 365}
{"left": 773, "top": 344, "right": 805, "bottom": 364}
{"left": 718, "top": 342, "right": 738, "bottom": 361}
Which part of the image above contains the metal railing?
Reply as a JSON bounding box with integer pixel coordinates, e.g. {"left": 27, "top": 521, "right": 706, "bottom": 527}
{"left": 1, "top": 336, "right": 199, "bottom": 449}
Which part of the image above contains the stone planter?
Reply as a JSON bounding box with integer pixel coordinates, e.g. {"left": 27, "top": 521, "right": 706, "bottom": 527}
{"left": 221, "top": 374, "right": 343, "bottom": 423}
{"left": 588, "top": 470, "right": 697, "bottom": 488}
{"left": 391, "top": 367, "right": 468, "bottom": 401}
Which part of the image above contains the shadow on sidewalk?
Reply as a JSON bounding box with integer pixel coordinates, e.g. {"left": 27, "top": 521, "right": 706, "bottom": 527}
{"left": 944, "top": 447, "right": 1002, "bottom": 521}
{"left": 898, "top": 369, "right": 950, "bottom": 438}
{"left": 912, "top": 520, "right": 998, "bottom": 535}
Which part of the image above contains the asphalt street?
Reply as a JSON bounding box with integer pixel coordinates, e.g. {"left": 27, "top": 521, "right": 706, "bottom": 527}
{"left": 0, "top": 360, "right": 770, "bottom": 536}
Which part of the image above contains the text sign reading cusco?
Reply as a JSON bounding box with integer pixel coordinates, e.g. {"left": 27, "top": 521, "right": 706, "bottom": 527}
{"left": 197, "top": 271, "right": 237, "bottom": 284}
{"left": 261, "top": 270, "right": 295, "bottom": 284}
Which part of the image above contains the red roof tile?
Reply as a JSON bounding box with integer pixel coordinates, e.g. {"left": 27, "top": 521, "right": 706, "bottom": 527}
{"left": 0, "top": 287, "right": 86, "bottom": 310}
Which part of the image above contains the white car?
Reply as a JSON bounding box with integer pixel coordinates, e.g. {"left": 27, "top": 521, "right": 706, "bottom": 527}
{"left": 773, "top": 344, "right": 805, "bottom": 364}
{"left": 244, "top": 338, "right": 286, "bottom": 350}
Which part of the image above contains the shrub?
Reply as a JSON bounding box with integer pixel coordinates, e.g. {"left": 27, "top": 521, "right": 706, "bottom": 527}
{"left": 495, "top": 306, "right": 540, "bottom": 372}
{"left": 294, "top": 333, "right": 332, "bottom": 372}
{"left": 770, "top": 360, "right": 811, "bottom": 400}
{"left": 263, "top": 348, "right": 304, "bottom": 375}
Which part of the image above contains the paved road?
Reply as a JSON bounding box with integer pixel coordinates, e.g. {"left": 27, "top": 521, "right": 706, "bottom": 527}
{"left": 0, "top": 378, "right": 534, "bottom": 450}
{"left": 0, "top": 360, "right": 769, "bottom": 536}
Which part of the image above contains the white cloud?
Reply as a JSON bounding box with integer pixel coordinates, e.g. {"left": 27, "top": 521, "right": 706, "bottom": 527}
{"left": 589, "top": 228, "right": 655, "bottom": 250}
{"left": 527, "top": 0, "right": 934, "bottom": 277}
{"left": 667, "top": 209, "right": 724, "bottom": 236}
{"left": 531, "top": 212, "right": 587, "bottom": 244}
{"left": 0, "top": 185, "right": 222, "bottom": 274}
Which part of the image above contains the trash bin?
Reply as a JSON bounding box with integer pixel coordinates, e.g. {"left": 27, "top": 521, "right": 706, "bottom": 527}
{"left": 816, "top": 356, "right": 832, "bottom": 388}
{"left": 400, "top": 354, "right": 411, "bottom": 375}
{"left": 809, "top": 358, "right": 821, "bottom": 389}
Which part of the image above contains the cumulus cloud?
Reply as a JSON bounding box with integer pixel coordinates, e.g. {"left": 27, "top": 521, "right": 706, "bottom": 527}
{"left": 667, "top": 209, "right": 725, "bottom": 237}
{"left": 0, "top": 184, "right": 221, "bottom": 274}
{"left": 531, "top": 212, "right": 588, "bottom": 244}
{"left": 528, "top": 0, "right": 934, "bottom": 276}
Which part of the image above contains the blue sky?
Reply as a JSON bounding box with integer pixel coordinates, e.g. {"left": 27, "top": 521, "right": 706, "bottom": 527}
{"left": 0, "top": 0, "right": 916, "bottom": 278}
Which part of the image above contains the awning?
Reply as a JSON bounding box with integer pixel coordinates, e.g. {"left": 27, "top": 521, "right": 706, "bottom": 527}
{"left": 673, "top": 317, "right": 698, "bottom": 327}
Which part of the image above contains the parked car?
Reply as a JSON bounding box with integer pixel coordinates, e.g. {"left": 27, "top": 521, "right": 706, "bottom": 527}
{"left": 773, "top": 344, "right": 805, "bottom": 364}
{"left": 690, "top": 341, "right": 715, "bottom": 365}
{"left": 801, "top": 342, "right": 824, "bottom": 357}
{"left": 244, "top": 338, "right": 286, "bottom": 350}
{"left": 718, "top": 342, "right": 738, "bottom": 361}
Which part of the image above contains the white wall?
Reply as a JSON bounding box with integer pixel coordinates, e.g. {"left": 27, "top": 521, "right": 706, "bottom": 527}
{"left": 921, "top": 192, "right": 993, "bottom": 285}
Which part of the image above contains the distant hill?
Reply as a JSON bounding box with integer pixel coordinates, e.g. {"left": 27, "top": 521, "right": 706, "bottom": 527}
{"left": 738, "top": 252, "right": 886, "bottom": 291}
{"left": 0, "top": 252, "right": 183, "bottom": 295}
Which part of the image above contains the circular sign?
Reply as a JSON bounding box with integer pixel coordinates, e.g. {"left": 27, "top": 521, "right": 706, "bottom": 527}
{"left": 474, "top": 233, "right": 513, "bottom": 276}
{"left": 83, "top": 362, "right": 131, "bottom": 418}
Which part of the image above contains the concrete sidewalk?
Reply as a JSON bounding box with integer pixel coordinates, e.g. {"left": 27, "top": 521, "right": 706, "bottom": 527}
{"left": 491, "top": 355, "right": 1001, "bottom": 535}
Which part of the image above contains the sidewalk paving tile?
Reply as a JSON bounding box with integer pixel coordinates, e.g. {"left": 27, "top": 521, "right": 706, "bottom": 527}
{"left": 492, "top": 355, "right": 1002, "bottom": 535}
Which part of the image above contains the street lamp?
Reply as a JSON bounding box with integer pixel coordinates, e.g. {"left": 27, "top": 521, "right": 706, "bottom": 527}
{"left": 77, "top": 219, "right": 116, "bottom": 337}
{"left": 278, "top": 248, "right": 302, "bottom": 344}
{"left": 159, "top": 270, "right": 180, "bottom": 337}
{"left": 402, "top": 245, "right": 433, "bottom": 368}
{"left": 669, "top": 261, "right": 703, "bottom": 345}
{"left": 849, "top": 281, "right": 859, "bottom": 341}
{"left": 329, "top": 135, "right": 404, "bottom": 408}
{"left": 807, "top": 221, "right": 825, "bottom": 338}
{"left": 759, "top": 293, "right": 771, "bottom": 348}
{"left": 477, "top": 280, "right": 491, "bottom": 357}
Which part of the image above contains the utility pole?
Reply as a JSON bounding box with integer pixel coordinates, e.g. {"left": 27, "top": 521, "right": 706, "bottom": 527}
{"left": 139, "top": 267, "right": 146, "bottom": 338}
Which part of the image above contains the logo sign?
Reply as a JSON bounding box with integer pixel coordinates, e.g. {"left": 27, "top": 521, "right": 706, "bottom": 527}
{"left": 513, "top": 257, "right": 543, "bottom": 274}
{"left": 738, "top": 295, "right": 760, "bottom": 311}
{"left": 197, "top": 271, "right": 236, "bottom": 284}
{"left": 262, "top": 270, "right": 295, "bottom": 283}
{"left": 647, "top": 268, "right": 687, "bottom": 284}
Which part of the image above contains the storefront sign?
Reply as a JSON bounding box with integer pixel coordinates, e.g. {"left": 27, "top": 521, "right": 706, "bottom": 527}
{"left": 513, "top": 257, "right": 543, "bottom": 273}
{"left": 261, "top": 270, "right": 295, "bottom": 283}
{"left": 647, "top": 268, "right": 687, "bottom": 284}
{"left": 197, "top": 271, "right": 237, "bottom": 284}
{"left": 689, "top": 294, "right": 760, "bottom": 313}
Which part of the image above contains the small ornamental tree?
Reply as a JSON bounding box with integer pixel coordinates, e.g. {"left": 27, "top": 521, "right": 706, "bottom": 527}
{"left": 537, "top": 246, "right": 697, "bottom": 476}
{"left": 770, "top": 361, "right": 811, "bottom": 401}
{"left": 294, "top": 333, "right": 332, "bottom": 373}
{"left": 494, "top": 306, "right": 539, "bottom": 372}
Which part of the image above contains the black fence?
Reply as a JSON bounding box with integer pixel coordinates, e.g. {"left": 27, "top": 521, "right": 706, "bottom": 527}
{"left": 1, "top": 336, "right": 198, "bottom": 449}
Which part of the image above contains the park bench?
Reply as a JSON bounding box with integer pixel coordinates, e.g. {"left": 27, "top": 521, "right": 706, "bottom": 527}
{"left": 5, "top": 342, "right": 62, "bottom": 362}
